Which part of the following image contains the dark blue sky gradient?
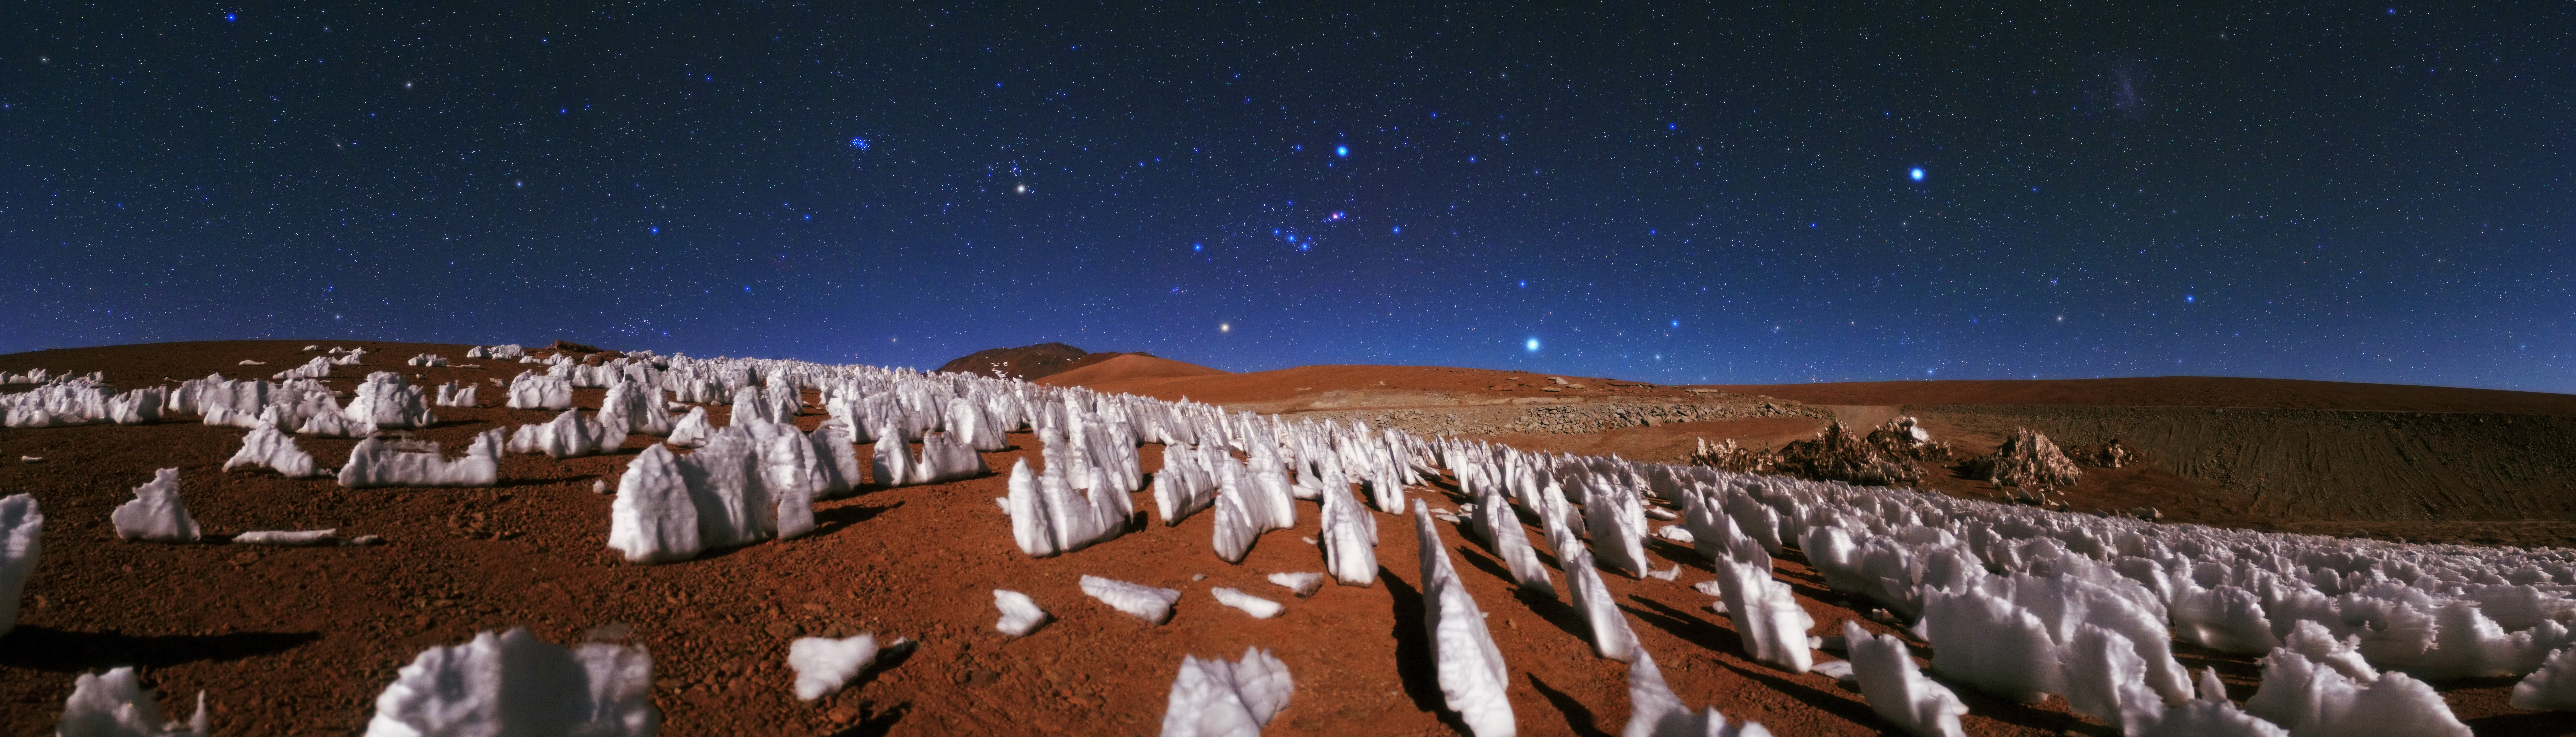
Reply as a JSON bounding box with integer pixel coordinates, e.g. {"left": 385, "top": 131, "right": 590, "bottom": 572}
{"left": 4, "top": 3, "right": 2571, "bottom": 392}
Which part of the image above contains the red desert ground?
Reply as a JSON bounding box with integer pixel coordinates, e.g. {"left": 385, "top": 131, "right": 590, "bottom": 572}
{"left": 3, "top": 339, "right": 2575, "bottom": 736}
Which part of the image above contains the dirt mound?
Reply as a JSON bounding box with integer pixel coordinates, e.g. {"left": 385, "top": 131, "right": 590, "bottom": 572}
{"left": 934, "top": 343, "right": 1161, "bottom": 381}
{"left": 1694, "top": 376, "right": 2576, "bottom": 415}
{"left": 1035, "top": 354, "right": 1228, "bottom": 386}
{"left": 1687, "top": 418, "right": 1958, "bottom": 488}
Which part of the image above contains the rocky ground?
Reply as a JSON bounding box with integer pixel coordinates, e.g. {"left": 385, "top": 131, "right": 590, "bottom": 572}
{"left": 3, "top": 340, "right": 2573, "bottom": 735}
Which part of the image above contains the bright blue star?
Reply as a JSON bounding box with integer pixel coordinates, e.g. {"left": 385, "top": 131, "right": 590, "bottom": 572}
{"left": 1910, "top": 167, "right": 1925, "bottom": 181}
{"left": 649, "top": 226, "right": 659, "bottom": 234}
{"left": 850, "top": 137, "right": 870, "bottom": 150}
{"left": 1670, "top": 320, "right": 1679, "bottom": 328}
{"left": 1525, "top": 338, "right": 1541, "bottom": 352}
{"left": 1335, "top": 145, "right": 1348, "bottom": 157}
{"left": 2186, "top": 294, "right": 2195, "bottom": 303}
{"left": 1391, "top": 226, "right": 1401, "bottom": 234}
{"left": 225, "top": 12, "right": 237, "bottom": 21}
{"left": 1518, "top": 280, "right": 1528, "bottom": 288}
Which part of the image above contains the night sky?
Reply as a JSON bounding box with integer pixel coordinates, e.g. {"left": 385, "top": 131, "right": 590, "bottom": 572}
{"left": 5, "top": 3, "right": 2570, "bottom": 392}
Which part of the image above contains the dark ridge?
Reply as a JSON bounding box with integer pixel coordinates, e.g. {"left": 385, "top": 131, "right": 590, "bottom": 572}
{"left": 934, "top": 342, "right": 1155, "bottom": 381}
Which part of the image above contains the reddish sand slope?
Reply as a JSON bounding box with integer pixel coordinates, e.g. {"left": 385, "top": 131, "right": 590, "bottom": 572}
{"left": 1696, "top": 376, "right": 2576, "bottom": 415}
{"left": 1055, "top": 364, "right": 1707, "bottom": 410}
{"left": 1047, "top": 366, "right": 2576, "bottom": 417}
{"left": 1035, "top": 354, "right": 1230, "bottom": 386}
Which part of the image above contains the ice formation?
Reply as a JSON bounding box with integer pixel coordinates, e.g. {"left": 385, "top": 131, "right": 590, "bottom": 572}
{"left": 666, "top": 407, "right": 713, "bottom": 447}
{"left": 233, "top": 529, "right": 337, "bottom": 546}
{"left": 1582, "top": 480, "right": 1651, "bottom": 577}
{"left": 295, "top": 401, "right": 372, "bottom": 439}
{"left": 1466, "top": 484, "right": 1554, "bottom": 597}
{"left": 1915, "top": 585, "right": 2063, "bottom": 703}
{"left": 345, "top": 372, "right": 434, "bottom": 429}
{"left": 56, "top": 667, "right": 208, "bottom": 737}
{"left": 911, "top": 431, "right": 988, "bottom": 484}
{"left": 787, "top": 633, "right": 899, "bottom": 700}
{"left": 601, "top": 379, "right": 675, "bottom": 436}
{"left": 802, "top": 421, "right": 864, "bottom": 500}
{"left": 467, "top": 344, "right": 526, "bottom": 359}
{"left": 1622, "top": 649, "right": 1770, "bottom": 737}
{"left": 406, "top": 353, "right": 449, "bottom": 367}
{"left": 1709, "top": 546, "right": 1813, "bottom": 673}
{"left": 1268, "top": 572, "right": 1325, "bottom": 598}
{"left": 1211, "top": 587, "right": 1284, "bottom": 618}
{"left": 1239, "top": 453, "right": 1296, "bottom": 533}
{"left": 1, "top": 376, "right": 161, "bottom": 427}
{"left": 507, "top": 407, "right": 629, "bottom": 458}
{"left": 433, "top": 381, "right": 481, "bottom": 408}
{"left": 994, "top": 589, "right": 1051, "bottom": 637}
{"left": 505, "top": 371, "right": 574, "bottom": 410}
{"left": 2136, "top": 669, "right": 2289, "bottom": 737}
{"left": 1, "top": 494, "right": 40, "bottom": 637}
{"left": 1081, "top": 574, "right": 1182, "bottom": 624}
{"left": 272, "top": 357, "right": 333, "bottom": 381}
{"left": 1158, "top": 647, "right": 1294, "bottom": 737}
{"left": 1412, "top": 500, "right": 1516, "bottom": 736}
{"left": 223, "top": 422, "right": 319, "bottom": 478}
{"left": 2245, "top": 649, "right": 2470, "bottom": 736}
{"left": 1316, "top": 476, "right": 1379, "bottom": 587}
{"left": 363, "top": 628, "right": 658, "bottom": 737}
{"left": 2513, "top": 644, "right": 2576, "bottom": 710}
{"left": 1002, "top": 457, "right": 1130, "bottom": 558}
{"left": 2061, "top": 625, "right": 2163, "bottom": 734}
{"left": 1153, "top": 442, "right": 1219, "bottom": 525}
{"left": 112, "top": 468, "right": 202, "bottom": 543}
{"left": 1564, "top": 540, "right": 1641, "bottom": 662}
{"left": 870, "top": 429, "right": 914, "bottom": 487}
{"left": 1844, "top": 621, "right": 1967, "bottom": 737}
{"left": 337, "top": 429, "right": 504, "bottom": 488}
{"left": 606, "top": 433, "right": 822, "bottom": 564}
{"left": 2171, "top": 582, "right": 2281, "bottom": 654}
{"left": 1211, "top": 482, "right": 1264, "bottom": 564}
{"left": 106, "top": 387, "right": 165, "bottom": 425}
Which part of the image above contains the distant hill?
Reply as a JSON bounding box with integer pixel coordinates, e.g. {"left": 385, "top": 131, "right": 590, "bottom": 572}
{"left": 934, "top": 342, "right": 1163, "bottom": 381}
{"left": 1035, "top": 354, "right": 1229, "bottom": 386}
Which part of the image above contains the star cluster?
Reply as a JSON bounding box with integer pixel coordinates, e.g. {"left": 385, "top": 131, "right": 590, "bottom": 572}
{"left": 2, "top": 3, "right": 2569, "bottom": 391}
